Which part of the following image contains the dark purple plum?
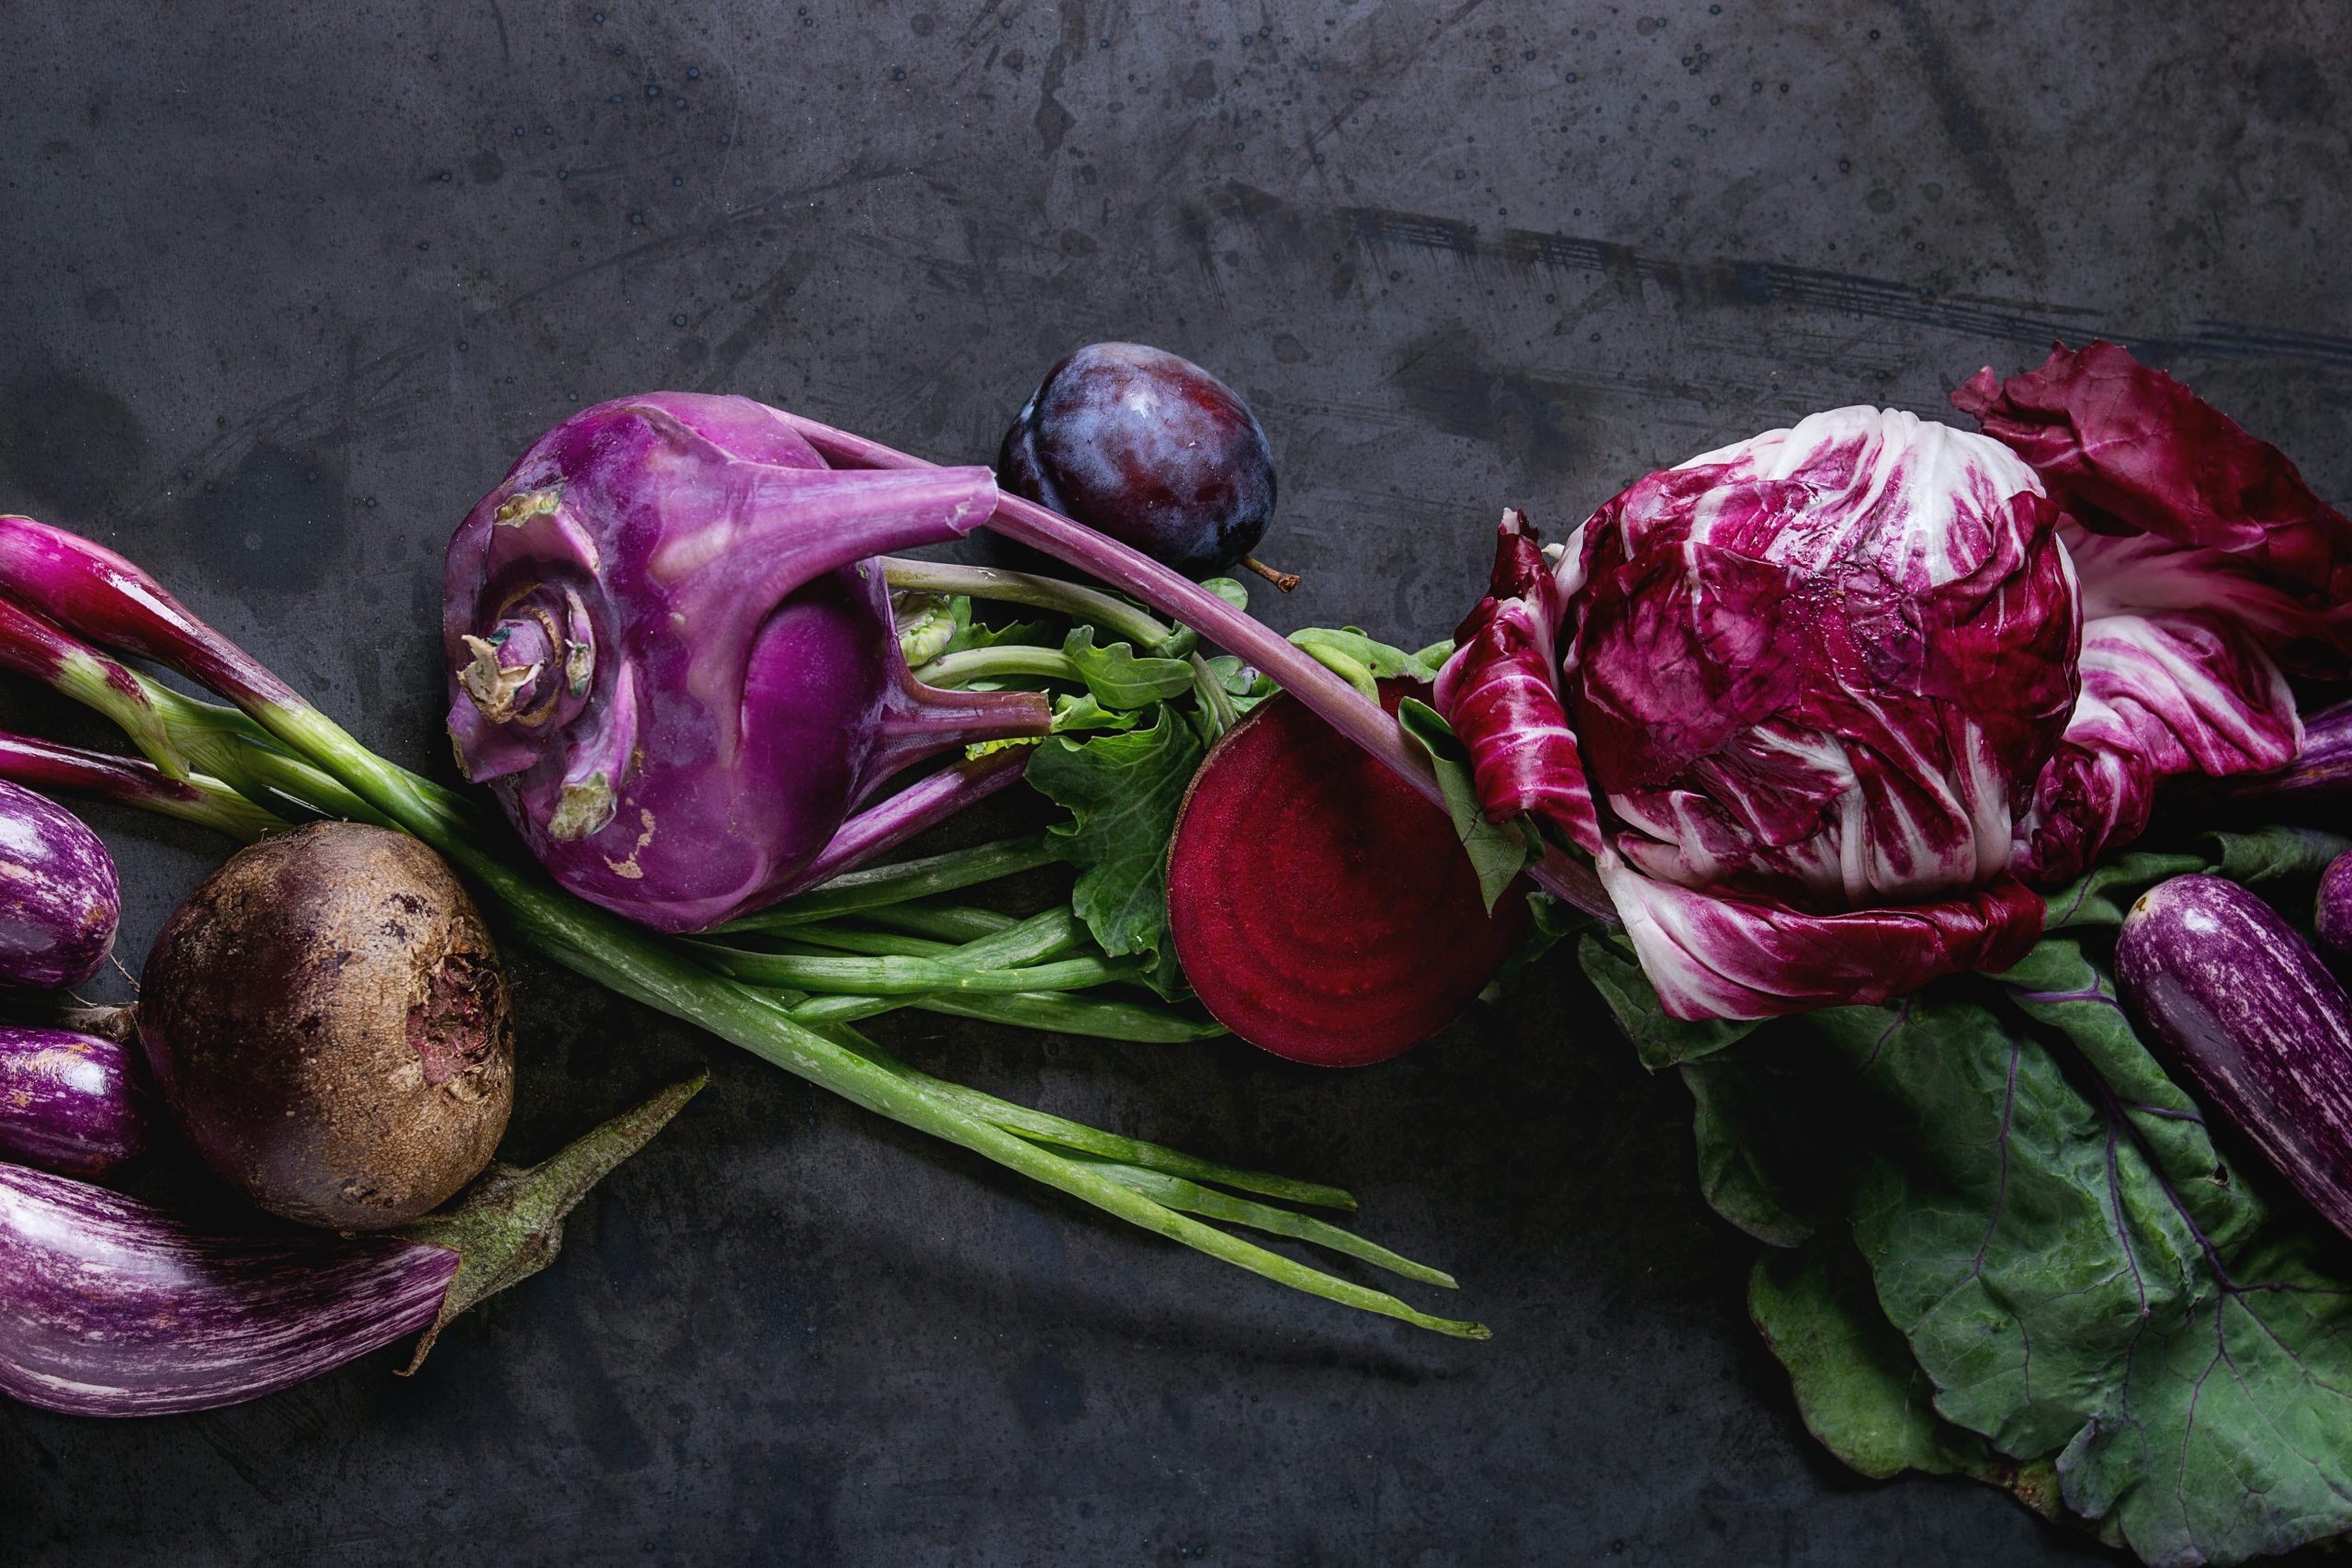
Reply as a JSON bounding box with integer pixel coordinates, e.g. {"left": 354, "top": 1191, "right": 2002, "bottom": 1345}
{"left": 998, "top": 342, "right": 1278, "bottom": 579}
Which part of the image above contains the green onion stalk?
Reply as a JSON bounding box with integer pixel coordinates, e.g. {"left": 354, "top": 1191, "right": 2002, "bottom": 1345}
{"left": 0, "top": 513, "right": 1485, "bottom": 1339}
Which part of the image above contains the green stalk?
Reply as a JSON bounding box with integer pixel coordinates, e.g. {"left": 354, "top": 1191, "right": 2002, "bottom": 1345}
{"left": 859, "top": 904, "right": 1018, "bottom": 942}
{"left": 684, "top": 944, "right": 1140, "bottom": 998}
{"left": 762, "top": 926, "right": 955, "bottom": 959}
{"left": 1080, "top": 1159, "right": 1457, "bottom": 1288}
{"left": 907, "top": 991, "right": 1227, "bottom": 1043}
{"left": 201, "top": 704, "right": 1485, "bottom": 1337}
{"left": 720, "top": 837, "right": 1058, "bottom": 931}
{"left": 948, "top": 908, "right": 1085, "bottom": 969}
{"left": 912, "top": 646, "right": 1083, "bottom": 691}
{"left": 879, "top": 557, "right": 1176, "bottom": 649}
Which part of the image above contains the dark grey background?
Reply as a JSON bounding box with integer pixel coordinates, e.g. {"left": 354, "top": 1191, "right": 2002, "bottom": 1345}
{"left": 1, "top": 2, "right": 2344, "bottom": 1562}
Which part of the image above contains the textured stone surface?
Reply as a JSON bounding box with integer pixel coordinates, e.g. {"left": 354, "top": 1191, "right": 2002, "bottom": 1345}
{"left": 1, "top": 2, "right": 2346, "bottom": 1562}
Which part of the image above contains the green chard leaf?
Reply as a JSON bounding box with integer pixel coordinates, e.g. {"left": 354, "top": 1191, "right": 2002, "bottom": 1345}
{"left": 1394, "top": 696, "right": 1539, "bottom": 911}
{"left": 1578, "top": 932, "right": 1759, "bottom": 1070}
{"left": 1750, "top": 1233, "right": 2063, "bottom": 1516}
{"left": 2199, "top": 824, "right": 2352, "bottom": 891}
{"left": 1697, "top": 922, "right": 2352, "bottom": 1566}
{"left": 1061, "top": 626, "right": 1197, "bottom": 710}
{"left": 1023, "top": 704, "right": 1205, "bottom": 998}
{"left": 2039, "top": 850, "right": 2208, "bottom": 931}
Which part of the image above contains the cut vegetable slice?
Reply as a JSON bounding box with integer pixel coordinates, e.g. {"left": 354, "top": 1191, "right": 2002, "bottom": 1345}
{"left": 1167, "top": 681, "right": 1529, "bottom": 1066}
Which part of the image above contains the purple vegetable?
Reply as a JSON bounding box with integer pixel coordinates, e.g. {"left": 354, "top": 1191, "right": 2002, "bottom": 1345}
{"left": 2116, "top": 874, "right": 2352, "bottom": 1243}
{"left": 0, "top": 777, "right": 118, "bottom": 988}
{"left": 0, "top": 1075, "right": 701, "bottom": 1417}
{"left": 2319, "top": 852, "right": 2352, "bottom": 958}
{"left": 2225, "top": 697, "right": 2352, "bottom": 811}
{"left": 441, "top": 394, "right": 1052, "bottom": 932}
{"left": 0, "top": 1025, "right": 150, "bottom": 1178}
{"left": 998, "top": 342, "right": 1277, "bottom": 579}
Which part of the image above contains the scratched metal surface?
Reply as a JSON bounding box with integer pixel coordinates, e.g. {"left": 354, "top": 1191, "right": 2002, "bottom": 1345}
{"left": 1, "top": 3, "right": 2346, "bottom": 1563}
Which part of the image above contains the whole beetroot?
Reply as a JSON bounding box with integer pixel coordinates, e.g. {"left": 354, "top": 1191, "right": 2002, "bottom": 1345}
{"left": 139, "top": 822, "right": 514, "bottom": 1230}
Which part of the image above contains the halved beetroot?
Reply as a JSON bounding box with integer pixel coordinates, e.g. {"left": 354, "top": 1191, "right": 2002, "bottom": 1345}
{"left": 1167, "top": 680, "right": 1531, "bottom": 1066}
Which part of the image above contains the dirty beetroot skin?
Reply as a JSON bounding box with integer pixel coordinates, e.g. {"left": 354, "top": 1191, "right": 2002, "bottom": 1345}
{"left": 1167, "top": 681, "right": 1530, "bottom": 1066}
{"left": 138, "top": 822, "right": 514, "bottom": 1230}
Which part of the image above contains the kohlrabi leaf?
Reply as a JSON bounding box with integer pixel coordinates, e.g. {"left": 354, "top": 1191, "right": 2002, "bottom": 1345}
{"left": 1749, "top": 1234, "right": 2062, "bottom": 1516}
{"left": 1199, "top": 577, "right": 1250, "bottom": 612}
{"left": 1396, "top": 696, "right": 1539, "bottom": 911}
{"left": 1050, "top": 693, "right": 1142, "bottom": 734}
{"left": 947, "top": 614, "right": 1058, "bottom": 654}
{"left": 1576, "top": 933, "right": 1759, "bottom": 1070}
{"left": 1061, "top": 626, "right": 1198, "bottom": 711}
{"left": 1023, "top": 705, "right": 1204, "bottom": 997}
{"left": 893, "top": 593, "right": 963, "bottom": 666}
{"left": 1288, "top": 627, "right": 1444, "bottom": 701}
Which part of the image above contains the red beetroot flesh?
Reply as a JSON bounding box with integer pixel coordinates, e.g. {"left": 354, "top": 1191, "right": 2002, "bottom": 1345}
{"left": 1168, "top": 681, "right": 1530, "bottom": 1066}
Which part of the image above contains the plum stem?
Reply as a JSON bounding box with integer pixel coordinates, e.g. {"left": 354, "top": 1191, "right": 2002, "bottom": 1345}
{"left": 1242, "top": 556, "right": 1302, "bottom": 593}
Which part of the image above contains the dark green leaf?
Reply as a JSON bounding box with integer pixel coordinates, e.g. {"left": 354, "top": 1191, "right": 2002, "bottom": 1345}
{"left": 1750, "top": 1233, "right": 2062, "bottom": 1516}
{"left": 2200, "top": 824, "right": 2352, "bottom": 891}
{"left": 1395, "top": 696, "right": 1537, "bottom": 910}
{"left": 1577, "top": 932, "right": 1758, "bottom": 1069}
{"left": 1023, "top": 705, "right": 1204, "bottom": 997}
{"left": 945, "top": 609, "right": 1057, "bottom": 655}
{"left": 2040, "top": 850, "right": 2208, "bottom": 931}
{"left": 1050, "top": 693, "right": 1142, "bottom": 733}
{"left": 1061, "top": 626, "right": 1197, "bottom": 710}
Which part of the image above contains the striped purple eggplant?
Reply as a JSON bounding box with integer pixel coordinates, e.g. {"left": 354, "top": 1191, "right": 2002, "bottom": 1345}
{"left": 0, "top": 1025, "right": 151, "bottom": 1177}
{"left": 2319, "top": 852, "right": 2352, "bottom": 959}
{"left": 0, "top": 777, "right": 118, "bottom": 988}
{"left": 0, "top": 1073, "right": 701, "bottom": 1417}
{"left": 0, "top": 1161, "right": 458, "bottom": 1416}
{"left": 2116, "top": 874, "right": 2352, "bottom": 1241}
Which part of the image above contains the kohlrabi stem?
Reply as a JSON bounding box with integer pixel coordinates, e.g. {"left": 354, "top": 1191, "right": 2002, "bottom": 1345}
{"left": 913, "top": 646, "right": 1082, "bottom": 691}
{"left": 769, "top": 750, "right": 1034, "bottom": 905}
{"left": 725, "top": 835, "right": 1058, "bottom": 931}
{"left": 879, "top": 557, "right": 1175, "bottom": 649}
{"left": 773, "top": 412, "right": 1613, "bottom": 919}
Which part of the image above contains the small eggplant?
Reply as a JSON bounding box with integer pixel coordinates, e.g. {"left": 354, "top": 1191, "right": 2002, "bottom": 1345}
{"left": 0, "top": 1024, "right": 151, "bottom": 1178}
{"left": 2318, "top": 852, "right": 2352, "bottom": 959}
{"left": 0, "top": 778, "right": 119, "bottom": 988}
{"left": 2117, "top": 874, "right": 2352, "bottom": 1242}
{"left": 0, "top": 1074, "right": 701, "bottom": 1417}
{"left": 2226, "top": 698, "right": 2352, "bottom": 813}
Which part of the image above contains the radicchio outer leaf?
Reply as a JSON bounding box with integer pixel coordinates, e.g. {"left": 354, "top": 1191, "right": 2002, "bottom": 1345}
{"left": 1954, "top": 342, "right": 2342, "bottom": 881}
{"left": 1953, "top": 339, "right": 2352, "bottom": 671}
{"left": 1433, "top": 509, "right": 1600, "bottom": 853}
{"left": 1597, "top": 851, "right": 2044, "bottom": 1021}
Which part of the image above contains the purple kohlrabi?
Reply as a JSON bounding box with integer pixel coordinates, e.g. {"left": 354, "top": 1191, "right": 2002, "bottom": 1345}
{"left": 444, "top": 393, "right": 1050, "bottom": 932}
